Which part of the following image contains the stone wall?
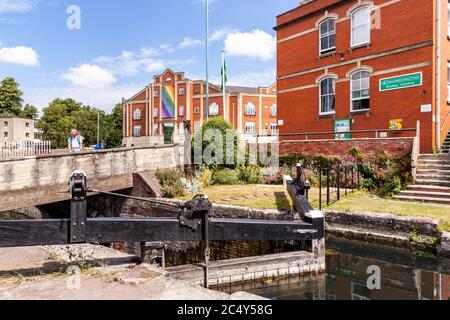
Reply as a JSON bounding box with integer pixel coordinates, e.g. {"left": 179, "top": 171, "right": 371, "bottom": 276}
{"left": 0, "top": 145, "right": 184, "bottom": 212}
{"left": 280, "top": 138, "right": 414, "bottom": 159}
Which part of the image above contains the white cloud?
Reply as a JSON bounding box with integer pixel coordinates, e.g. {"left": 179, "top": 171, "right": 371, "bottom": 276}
{"left": 25, "top": 83, "right": 144, "bottom": 112}
{"left": 225, "top": 29, "right": 276, "bottom": 61}
{"left": 208, "top": 68, "right": 275, "bottom": 87}
{"left": 0, "top": 0, "right": 36, "bottom": 13}
{"left": 209, "top": 27, "right": 234, "bottom": 42}
{"left": 179, "top": 37, "right": 204, "bottom": 49}
{"left": 159, "top": 44, "right": 174, "bottom": 53}
{"left": 0, "top": 45, "right": 39, "bottom": 66}
{"left": 61, "top": 64, "right": 117, "bottom": 88}
{"left": 93, "top": 48, "right": 165, "bottom": 77}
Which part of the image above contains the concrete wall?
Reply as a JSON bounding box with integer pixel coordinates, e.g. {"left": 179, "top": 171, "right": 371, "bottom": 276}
{"left": 0, "top": 145, "right": 184, "bottom": 212}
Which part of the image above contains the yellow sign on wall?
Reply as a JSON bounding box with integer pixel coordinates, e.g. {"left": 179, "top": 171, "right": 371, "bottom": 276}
{"left": 389, "top": 119, "right": 403, "bottom": 130}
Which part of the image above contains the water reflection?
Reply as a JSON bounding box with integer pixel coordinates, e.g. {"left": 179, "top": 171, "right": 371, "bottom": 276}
{"left": 216, "top": 235, "right": 450, "bottom": 300}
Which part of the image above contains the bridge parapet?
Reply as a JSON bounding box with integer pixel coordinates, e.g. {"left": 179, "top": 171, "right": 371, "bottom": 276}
{"left": 0, "top": 145, "right": 184, "bottom": 212}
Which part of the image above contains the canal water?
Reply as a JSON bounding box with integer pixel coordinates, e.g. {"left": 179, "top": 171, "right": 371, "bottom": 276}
{"left": 215, "top": 235, "right": 450, "bottom": 300}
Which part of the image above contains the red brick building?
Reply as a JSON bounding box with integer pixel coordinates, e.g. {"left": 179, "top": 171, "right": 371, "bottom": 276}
{"left": 275, "top": 0, "right": 450, "bottom": 153}
{"left": 122, "top": 69, "right": 277, "bottom": 146}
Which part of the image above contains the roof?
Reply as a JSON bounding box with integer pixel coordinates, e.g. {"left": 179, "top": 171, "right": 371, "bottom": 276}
{"left": 0, "top": 115, "right": 36, "bottom": 121}
{"left": 224, "top": 85, "right": 260, "bottom": 94}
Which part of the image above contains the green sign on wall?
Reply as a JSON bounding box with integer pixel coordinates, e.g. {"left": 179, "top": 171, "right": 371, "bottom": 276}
{"left": 335, "top": 119, "right": 351, "bottom": 140}
{"left": 379, "top": 72, "right": 422, "bottom": 92}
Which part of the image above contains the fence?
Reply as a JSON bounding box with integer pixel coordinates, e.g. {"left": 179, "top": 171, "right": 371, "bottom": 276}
{"left": 0, "top": 141, "right": 51, "bottom": 160}
{"left": 303, "top": 164, "right": 360, "bottom": 210}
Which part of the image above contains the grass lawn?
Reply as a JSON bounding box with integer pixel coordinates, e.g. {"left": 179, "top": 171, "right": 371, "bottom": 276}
{"left": 181, "top": 185, "right": 450, "bottom": 232}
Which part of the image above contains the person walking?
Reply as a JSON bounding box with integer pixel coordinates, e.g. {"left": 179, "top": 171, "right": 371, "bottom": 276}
{"left": 68, "top": 129, "right": 83, "bottom": 153}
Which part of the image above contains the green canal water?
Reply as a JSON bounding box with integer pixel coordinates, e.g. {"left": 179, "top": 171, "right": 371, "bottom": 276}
{"left": 215, "top": 235, "right": 450, "bottom": 300}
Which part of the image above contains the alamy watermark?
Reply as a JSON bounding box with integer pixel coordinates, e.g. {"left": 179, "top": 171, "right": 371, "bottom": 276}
{"left": 66, "top": 5, "right": 81, "bottom": 30}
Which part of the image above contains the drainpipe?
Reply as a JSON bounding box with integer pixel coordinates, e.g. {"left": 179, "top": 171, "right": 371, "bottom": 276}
{"left": 436, "top": 0, "right": 442, "bottom": 151}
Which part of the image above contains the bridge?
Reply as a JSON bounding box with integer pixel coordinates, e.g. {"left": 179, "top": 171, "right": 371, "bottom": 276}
{"left": 0, "top": 145, "right": 184, "bottom": 212}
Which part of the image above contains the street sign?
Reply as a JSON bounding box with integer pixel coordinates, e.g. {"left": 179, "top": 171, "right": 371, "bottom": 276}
{"left": 379, "top": 72, "right": 422, "bottom": 92}
{"left": 335, "top": 119, "right": 351, "bottom": 140}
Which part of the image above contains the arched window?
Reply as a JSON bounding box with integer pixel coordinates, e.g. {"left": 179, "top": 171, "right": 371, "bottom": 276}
{"left": 133, "top": 108, "right": 142, "bottom": 120}
{"left": 319, "top": 18, "right": 336, "bottom": 54}
{"left": 351, "top": 6, "right": 371, "bottom": 47}
{"left": 351, "top": 70, "right": 370, "bottom": 111}
{"left": 319, "top": 77, "right": 336, "bottom": 115}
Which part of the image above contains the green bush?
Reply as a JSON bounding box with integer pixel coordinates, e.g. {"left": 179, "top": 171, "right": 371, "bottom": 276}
{"left": 238, "top": 165, "right": 262, "bottom": 184}
{"left": 377, "top": 175, "right": 402, "bottom": 197}
{"left": 155, "top": 168, "right": 185, "bottom": 198}
{"left": 213, "top": 169, "right": 240, "bottom": 185}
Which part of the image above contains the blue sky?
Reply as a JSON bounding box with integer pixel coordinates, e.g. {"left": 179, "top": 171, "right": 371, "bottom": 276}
{"left": 0, "top": 0, "right": 298, "bottom": 112}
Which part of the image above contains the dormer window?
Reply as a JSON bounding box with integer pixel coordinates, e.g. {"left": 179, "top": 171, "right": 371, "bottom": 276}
{"left": 319, "top": 18, "right": 336, "bottom": 54}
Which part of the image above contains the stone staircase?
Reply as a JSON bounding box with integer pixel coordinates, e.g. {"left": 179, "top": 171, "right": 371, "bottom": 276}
{"left": 443, "top": 131, "right": 450, "bottom": 153}
{"left": 394, "top": 153, "right": 450, "bottom": 205}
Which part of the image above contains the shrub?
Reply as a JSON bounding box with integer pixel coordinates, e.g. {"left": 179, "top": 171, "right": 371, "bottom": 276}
{"left": 213, "top": 168, "right": 240, "bottom": 185}
{"left": 155, "top": 168, "right": 185, "bottom": 198}
{"left": 377, "top": 175, "right": 402, "bottom": 197}
{"left": 238, "top": 165, "right": 262, "bottom": 184}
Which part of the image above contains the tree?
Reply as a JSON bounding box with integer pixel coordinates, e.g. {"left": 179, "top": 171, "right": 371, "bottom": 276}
{"left": 38, "top": 99, "right": 74, "bottom": 148}
{"left": 0, "top": 77, "right": 23, "bottom": 116}
{"left": 21, "top": 104, "right": 38, "bottom": 119}
{"left": 72, "top": 106, "right": 106, "bottom": 146}
{"left": 103, "top": 103, "right": 123, "bottom": 148}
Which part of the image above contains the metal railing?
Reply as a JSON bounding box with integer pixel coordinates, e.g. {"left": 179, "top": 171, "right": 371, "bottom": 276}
{"left": 275, "top": 128, "right": 417, "bottom": 142}
{"left": 0, "top": 140, "right": 51, "bottom": 160}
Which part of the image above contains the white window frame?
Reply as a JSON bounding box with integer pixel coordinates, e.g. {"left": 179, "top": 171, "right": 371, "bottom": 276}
{"left": 448, "top": 1, "right": 450, "bottom": 37}
{"left": 153, "top": 108, "right": 158, "bottom": 118}
{"left": 350, "top": 70, "right": 371, "bottom": 112}
{"left": 179, "top": 88, "right": 185, "bottom": 95}
{"left": 245, "top": 122, "right": 256, "bottom": 134}
{"left": 179, "top": 105, "right": 185, "bottom": 116}
{"left": 194, "top": 106, "right": 200, "bottom": 114}
{"left": 153, "top": 91, "right": 159, "bottom": 98}
{"left": 153, "top": 124, "right": 159, "bottom": 135}
{"left": 319, "top": 77, "right": 336, "bottom": 116}
{"left": 447, "top": 62, "right": 450, "bottom": 102}
{"left": 133, "top": 125, "right": 142, "bottom": 137}
{"left": 270, "top": 123, "right": 278, "bottom": 132}
{"left": 270, "top": 104, "right": 277, "bottom": 117}
{"left": 179, "top": 122, "right": 185, "bottom": 132}
{"left": 245, "top": 102, "right": 256, "bottom": 116}
{"left": 351, "top": 6, "right": 371, "bottom": 48}
{"left": 319, "top": 18, "right": 336, "bottom": 54}
{"left": 209, "top": 102, "right": 219, "bottom": 116}
{"left": 133, "top": 108, "right": 142, "bottom": 121}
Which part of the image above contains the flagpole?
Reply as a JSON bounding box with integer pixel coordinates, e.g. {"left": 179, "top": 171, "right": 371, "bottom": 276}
{"left": 222, "top": 49, "right": 226, "bottom": 122}
{"left": 205, "top": 0, "right": 209, "bottom": 122}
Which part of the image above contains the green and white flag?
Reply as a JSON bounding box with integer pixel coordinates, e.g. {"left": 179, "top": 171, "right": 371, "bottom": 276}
{"left": 221, "top": 51, "right": 227, "bottom": 91}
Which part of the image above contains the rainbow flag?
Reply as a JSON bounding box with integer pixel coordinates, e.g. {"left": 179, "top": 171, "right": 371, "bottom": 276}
{"left": 162, "top": 85, "right": 175, "bottom": 118}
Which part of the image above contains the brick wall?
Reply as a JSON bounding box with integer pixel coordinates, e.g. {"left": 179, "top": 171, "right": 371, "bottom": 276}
{"left": 280, "top": 137, "right": 414, "bottom": 159}
{"left": 276, "top": 0, "right": 438, "bottom": 153}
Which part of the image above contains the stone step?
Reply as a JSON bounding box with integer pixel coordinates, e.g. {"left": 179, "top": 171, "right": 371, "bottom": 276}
{"left": 399, "top": 190, "right": 450, "bottom": 199}
{"left": 417, "top": 169, "right": 450, "bottom": 175}
{"left": 419, "top": 154, "right": 450, "bottom": 160}
{"left": 417, "top": 160, "right": 450, "bottom": 167}
{"left": 393, "top": 195, "right": 450, "bottom": 205}
{"left": 407, "top": 184, "right": 450, "bottom": 193}
{"left": 415, "top": 179, "right": 450, "bottom": 187}
{"left": 416, "top": 174, "right": 450, "bottom": 180}
{"left": 417, "top": 164, "right": 450, "bottom": 170}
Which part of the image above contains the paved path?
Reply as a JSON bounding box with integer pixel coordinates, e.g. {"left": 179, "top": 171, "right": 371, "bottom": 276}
{"left": 0, "top": 245, "right": 263, "bottom": 300}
